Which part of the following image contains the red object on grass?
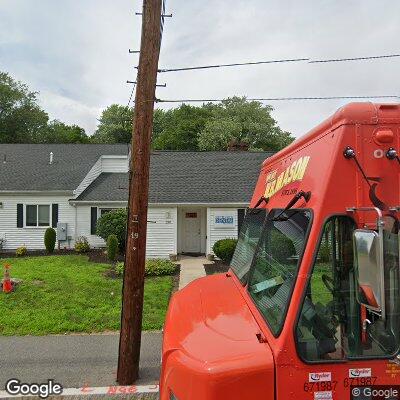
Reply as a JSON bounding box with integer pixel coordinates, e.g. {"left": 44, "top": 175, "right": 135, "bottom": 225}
{"left": 2, "top": 264, "right": 12, "bottom": 293}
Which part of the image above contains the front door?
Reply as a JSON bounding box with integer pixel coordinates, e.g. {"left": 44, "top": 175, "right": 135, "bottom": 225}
{"left": 182, "top": 210, "right": 201, "bottom": 253}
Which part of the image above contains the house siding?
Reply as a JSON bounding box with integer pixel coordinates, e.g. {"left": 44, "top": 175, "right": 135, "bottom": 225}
{"left": 101, "top": 157, "right": 128, "bottom": 173}
{"left": 0, "top": 194, "right": 75, "bottom": 250}
{"left": 75, "top": 204, "right": 177, "bottom": 258}
{"left": 207, "top": 207, "right": 239, "bottom": 254}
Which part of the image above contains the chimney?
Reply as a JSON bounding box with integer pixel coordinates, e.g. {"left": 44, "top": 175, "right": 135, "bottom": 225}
{"left": 227, "top": 139, "right": 249, "bottom": 151}
{"left": 49, "top": 152, "right": 54, "bottom": 165}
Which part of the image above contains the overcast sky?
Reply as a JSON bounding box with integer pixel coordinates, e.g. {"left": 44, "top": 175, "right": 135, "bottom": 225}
{"left": 1, "top": 0, "right": 399, "bottom": 138}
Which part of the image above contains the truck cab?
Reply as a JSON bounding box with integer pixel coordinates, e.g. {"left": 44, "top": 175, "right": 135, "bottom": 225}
{"left": 160, "top": 103, "right": 400, "bottom": 400}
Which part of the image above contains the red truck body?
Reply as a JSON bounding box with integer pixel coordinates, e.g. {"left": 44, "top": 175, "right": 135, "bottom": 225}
{"left": 160, "top": 103, "right": 400, "bottom": 400}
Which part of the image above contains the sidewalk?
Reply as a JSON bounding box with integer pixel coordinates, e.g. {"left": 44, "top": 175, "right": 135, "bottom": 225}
{"left": 178, "top": 255, "right": 209, "bottom": 289}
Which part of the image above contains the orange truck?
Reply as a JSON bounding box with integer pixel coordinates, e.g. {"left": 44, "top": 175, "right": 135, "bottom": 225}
{"left": 159, "top": 103, "right": 400, "bottom": 400}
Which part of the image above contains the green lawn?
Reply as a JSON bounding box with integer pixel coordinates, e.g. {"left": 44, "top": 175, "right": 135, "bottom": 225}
{"left": 0, "top": 255, "right": 173, "bottom": 335}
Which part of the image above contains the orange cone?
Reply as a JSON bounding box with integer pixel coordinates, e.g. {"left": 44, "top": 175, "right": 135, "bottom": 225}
{"left": 2, "top": 264, "right": 12, "bottom": 293}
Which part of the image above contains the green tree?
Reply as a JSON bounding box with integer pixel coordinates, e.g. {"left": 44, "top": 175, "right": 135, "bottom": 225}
{"left": 198, "top": 97, "right": 293, "bottom": 151}
{"left": 39, "top": 120, "right": 89, "bottom": 143}
{"left": 0, "top": 72, "right": 49, "bottom": 143}
{"left": 91, "top": 104, "right": 132, "bottom": 143}
{"left": 152, "top": 104, "right": 215, "bottom": 151}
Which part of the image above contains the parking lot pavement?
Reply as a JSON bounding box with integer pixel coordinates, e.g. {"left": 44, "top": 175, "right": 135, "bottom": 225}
{"left": 0, "top": 331, "right": 162, "bottom": 398}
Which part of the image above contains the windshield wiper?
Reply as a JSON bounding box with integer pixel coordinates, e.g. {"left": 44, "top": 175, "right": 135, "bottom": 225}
{"left": 249, "top": 196, "right": 269, "bottom": 214}
{"left": 273, "top": 190, "right": 311, "bottom": 221}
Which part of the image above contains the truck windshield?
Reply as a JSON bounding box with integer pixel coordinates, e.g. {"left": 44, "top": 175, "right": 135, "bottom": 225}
{"left": 247, "top": 209, "right": 312, "bottom": 336}
{"left": 230, "top": 209, "right": 267, "bottom": 284}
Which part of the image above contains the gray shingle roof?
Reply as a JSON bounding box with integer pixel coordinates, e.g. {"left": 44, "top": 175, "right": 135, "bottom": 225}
{"left": 0, "top": 144, "right": 129, "bottom": 191}
{"left": 0, "top": 144, "right": 272, "bottom": 203}
{"left": 76, "top": 151, "right": 272, "bottom": 203}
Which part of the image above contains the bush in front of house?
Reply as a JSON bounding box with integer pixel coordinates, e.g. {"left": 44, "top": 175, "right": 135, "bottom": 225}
{"left": 96, "top": 209, "right": 127, "bottom": 251}
{"left": 212, "top": 238, "right": 238, "bottom": 264}
{"left": 115, "top": 259, "right": 177, "bottom": 278}
{"left": 146, "top": 259, "right": 177, "bottom": 276}
{"left": 107, "top": 234, "right": 119, "bottom": 262}
{"left": 269, "top": 229, "right": 296, "bottom": 263}
{"left": 74, "top": 236, "right": 90, "bottom": 253}
{"left": 44, "top": 227, "right": 57, "bottom": 253}
{"left": 15, "top": 246, "right": 27, "bottom": 257}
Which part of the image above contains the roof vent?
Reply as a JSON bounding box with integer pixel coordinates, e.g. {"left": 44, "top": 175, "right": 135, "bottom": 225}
{"left": 3, "top": 154, "right": 6, "bottom": 164}
{"left": 49, "top": 152, "right": 54, "bottom": 165}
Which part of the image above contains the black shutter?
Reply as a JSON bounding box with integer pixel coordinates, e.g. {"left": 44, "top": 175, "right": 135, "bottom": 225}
{"left": 52, "top": 204, "right": 59, "bottom": 228}
{"left": 17, "top": 204, "right": 24, "bottom": 228}
{"left": 237, "top": 208, "right": 246, "bottom": 237}
{"left": 90, "top": 207, "right": 98, "bottom": 235}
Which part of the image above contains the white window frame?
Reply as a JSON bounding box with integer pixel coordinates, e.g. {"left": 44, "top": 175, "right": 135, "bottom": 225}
{"left": 25, "top": 204, "right": 52, "bottom": 228}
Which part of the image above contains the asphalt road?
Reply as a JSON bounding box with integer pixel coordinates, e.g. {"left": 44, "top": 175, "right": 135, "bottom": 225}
{"left": 0, "top": 331, "right": 162, "bottom": 393}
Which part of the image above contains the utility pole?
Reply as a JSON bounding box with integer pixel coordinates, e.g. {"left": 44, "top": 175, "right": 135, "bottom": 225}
{"left": 117, "top": 0, "right": 163, "bottom": 385}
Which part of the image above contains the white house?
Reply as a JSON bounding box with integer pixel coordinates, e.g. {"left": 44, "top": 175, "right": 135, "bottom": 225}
{"left": 0, "top": 144, "right": 271, "bottom": 258}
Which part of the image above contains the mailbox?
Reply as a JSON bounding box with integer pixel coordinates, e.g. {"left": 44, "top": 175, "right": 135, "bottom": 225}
{"left": 57, "top": 223, "right": 68, "bottom": 241}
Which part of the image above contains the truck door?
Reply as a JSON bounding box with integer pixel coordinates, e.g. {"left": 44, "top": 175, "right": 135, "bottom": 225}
{"left": 279, "top": 215, "right": 400, "bottom": 400}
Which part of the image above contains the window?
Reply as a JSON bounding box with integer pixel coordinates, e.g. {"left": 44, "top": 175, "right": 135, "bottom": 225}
{"left": 296, "top": 216, "right": 400, "bottom": 362}
{"left": 231, "top": 209, "right": 266, "bottom": 284}
{"left": 100, "top": 208, "right": 114, "bottom": 217}
{"left": 248, "top": 209, "right": 312, "bottom": 336}
{"left": 26, "top": 205, "right": 50, "bottom": 227}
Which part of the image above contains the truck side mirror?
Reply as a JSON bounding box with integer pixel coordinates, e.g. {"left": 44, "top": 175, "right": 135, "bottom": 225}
{"left": 353, "top": 229, "right": 385, "bottom": 318}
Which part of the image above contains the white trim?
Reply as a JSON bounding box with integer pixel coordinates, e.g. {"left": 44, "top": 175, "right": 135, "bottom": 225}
{"left": 206, "top": 207, "right": 211, "bottom": 254}
{"left": 0, "top": 191, "right": 72, "bottom": 195}
{"left": 70, "top": 200, "right": 249, "bottom": 207}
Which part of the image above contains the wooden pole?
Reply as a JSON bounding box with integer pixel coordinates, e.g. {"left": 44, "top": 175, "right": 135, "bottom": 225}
{"left": 117, "top": 0, "right": 162, "bottom": 385}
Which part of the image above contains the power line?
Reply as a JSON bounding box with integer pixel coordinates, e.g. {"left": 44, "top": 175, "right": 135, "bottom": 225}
{"left": 310, "top": 54, "right": 400, "bottom": 63}
{"left": 156, "top": 95, "right": 400, "bottom": 103}
{"left": 158, "top": 58, "right": 309, "bottom": 73}
{"left": 158, "top": 53, "right": 400, "bottom": 73}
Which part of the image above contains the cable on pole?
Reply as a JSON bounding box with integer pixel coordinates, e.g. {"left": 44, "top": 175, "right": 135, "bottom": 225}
{"left": 158, "top": 58, "right": 310, "bottom": 73}
{"left": 156, "top": 95, "right": 400, "bottom": 103}
{"left": 158, "top": 53, "right": 400, "bottom": 73}
{"left": 309, "top": 54, "right": 400, "bottom": 63}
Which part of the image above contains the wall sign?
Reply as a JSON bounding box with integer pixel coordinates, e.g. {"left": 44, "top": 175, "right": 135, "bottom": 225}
{"left": 214, "top": 211, "right": 235, "bottom": 229}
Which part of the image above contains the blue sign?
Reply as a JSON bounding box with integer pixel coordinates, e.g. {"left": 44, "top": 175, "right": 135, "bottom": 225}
{"left": 215, "top": 216, "right": 234, "bottom": 225}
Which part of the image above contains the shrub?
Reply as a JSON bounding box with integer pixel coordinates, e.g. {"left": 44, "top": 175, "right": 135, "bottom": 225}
{"left": 44, "top": 227, "right": 57, "bottom": 253}
{"left": 96, "top": 209, "right": 127, "bottom": 251}
{"left": 116, "top": 262, "right": 124, "bottom": 277}
{"left": 74, "top": 236, "right": 90, "bottom": 253}
{"left": 115, "top": 259, "right": 177, "bottom": 278}
{"left": 107, "top": 234, "right": 119, "bottom": 262}
{"left": 269, "top": 229, "right": 296, "bottom": 263}
{"left": 213, "top": 238, "right": 237, "bottom": 263}
{"left": 145, "top": 259, "right": 177, "bottom": 276}
{"left": 15, "top": 246, "right": 27, "bottom": 257}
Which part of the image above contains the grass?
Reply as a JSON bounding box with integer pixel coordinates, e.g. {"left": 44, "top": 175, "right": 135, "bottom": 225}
{"left": 0, "top": 255, "right": 173, "bottom": 335}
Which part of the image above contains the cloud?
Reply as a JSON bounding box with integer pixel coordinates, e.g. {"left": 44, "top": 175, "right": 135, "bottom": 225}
{"left": 0, "top": 0, "right": 399, "bottom": 137}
